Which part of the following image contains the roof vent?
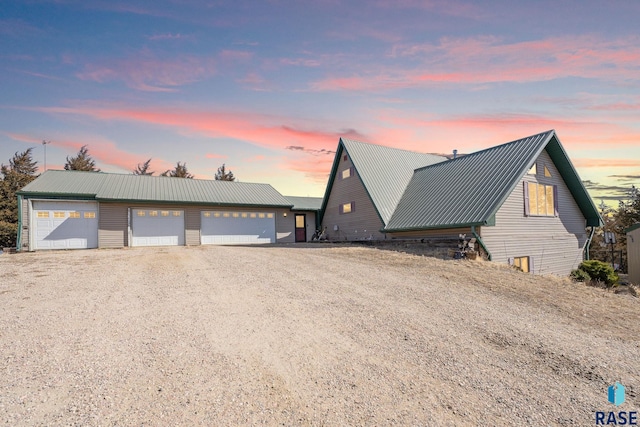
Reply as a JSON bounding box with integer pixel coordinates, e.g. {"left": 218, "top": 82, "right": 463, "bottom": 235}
{"left": 453, "top": 149, "right": 458, "bottom": 159}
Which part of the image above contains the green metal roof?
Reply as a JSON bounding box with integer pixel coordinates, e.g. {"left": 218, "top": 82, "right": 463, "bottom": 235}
{"left": 319, "top": 138, "right": 446, "bottom": 225}
{"left": 626, "top": 223, "right": 640, "bottom": 233}
{"left": 285, "top": 196, "right": 323, "bottom": 211}
{"left": 19, "top": 170, "right": 294, "bottom": 207}
{"left": 384, "top": 130, "right": 603, "bottom": 232}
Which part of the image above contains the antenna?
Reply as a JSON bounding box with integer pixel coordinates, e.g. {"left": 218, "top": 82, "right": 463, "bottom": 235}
{"left": 42, "top": 140, "right": 51, "bottom": 171}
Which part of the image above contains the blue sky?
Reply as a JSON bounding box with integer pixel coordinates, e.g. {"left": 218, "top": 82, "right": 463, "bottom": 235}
{"left": 1, "top": 0, "right": 639, "bottom": 202}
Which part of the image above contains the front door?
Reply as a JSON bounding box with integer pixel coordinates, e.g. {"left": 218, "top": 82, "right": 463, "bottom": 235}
{"left": 295, "top": 214, "right": 306, "bottom": 242}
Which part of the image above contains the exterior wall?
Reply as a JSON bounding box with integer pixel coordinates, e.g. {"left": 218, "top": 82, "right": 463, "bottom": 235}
{"left": 19, "top": 197, "right": 29, "bottom": 251}
{"left": 627, "top": 227, "right": 640, "bottom": 285}
{"left": 322, "top": 154, "right": 385, "bottom": 241}
{"left": 98, "top": 203, "right": 128, "bottom": 248}
{"left": 387, "top": 227, "right": 473, "bottom": 240}
{"left": 481, "top": 149, "right": 588, "bottom": 276}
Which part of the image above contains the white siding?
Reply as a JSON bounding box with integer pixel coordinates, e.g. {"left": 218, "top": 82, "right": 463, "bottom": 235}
{"left": 481, "top": 150, "right": 588, "bottom": 276}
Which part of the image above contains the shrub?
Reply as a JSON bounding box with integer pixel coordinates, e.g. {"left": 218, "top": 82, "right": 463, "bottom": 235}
{"left": 578, "top": 260, "right": 619, "bottom": 286}
{"left": 570, "top": 268, "right": 591, "bottom": 282}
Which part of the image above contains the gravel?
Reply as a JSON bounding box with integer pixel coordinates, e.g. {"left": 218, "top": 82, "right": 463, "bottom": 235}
{"left": 0, "top": 244, "right": 638, "bottom": 426}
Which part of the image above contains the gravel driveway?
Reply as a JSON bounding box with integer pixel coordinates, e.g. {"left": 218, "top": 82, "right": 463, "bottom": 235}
{"left": 1, "top": 245, "right": 638, "bottom": 426}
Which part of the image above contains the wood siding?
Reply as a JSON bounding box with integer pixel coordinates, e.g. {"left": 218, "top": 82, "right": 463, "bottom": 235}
{"left": 20, "top": 197, "right": 29, "bottom": 250}
{"left": 481, "top": 149, "right": 588, "bottom": 276}
{"left": 322, "top": 154, "right": 385, "bottom": 240}
{"left": 98, "top": 203, "right": 128, "bottom": 248}
{"left": 627, "top": 228, "right": 640, "bottom": 285}
{"left": 387, "top": 227, "right": 473, "bottom": 239}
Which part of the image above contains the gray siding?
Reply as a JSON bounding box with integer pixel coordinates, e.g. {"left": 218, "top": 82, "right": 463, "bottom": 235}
{"left": 20, "top": 197, "right": 29, "bottom": 251}
{"left": 481, "top": 149, "right": 588, "bottom": 276}
{"left": 322, "top": 155, "right": 385, "bottom": 240}
{"left": 98, "top": 203, "right": 128, "bottom": 248}
{"left": 627, "top": 228, "right": 640, "bottom": 285}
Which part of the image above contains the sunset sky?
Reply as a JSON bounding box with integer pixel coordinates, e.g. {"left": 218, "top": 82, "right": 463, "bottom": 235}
{"left": 1, "top": 0, "right": 639, "bottom": 203}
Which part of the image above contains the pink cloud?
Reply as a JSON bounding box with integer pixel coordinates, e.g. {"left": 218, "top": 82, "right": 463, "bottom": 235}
{"left": 312, "top": 34, "right": 640, "bottom": 91}
{"left": 205, "top": 153, "right": 226, "bottom": 159}
{"left": 77, "top": 53, "right": 216, "bottom": 92}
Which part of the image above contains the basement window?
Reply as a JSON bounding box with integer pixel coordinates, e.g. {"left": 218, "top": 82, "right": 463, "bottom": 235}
{"left": 340, "top": 202, "right": 355, "bottom": 214}
{"left": 511, "top": 256, "right": 530, "bottom": 273}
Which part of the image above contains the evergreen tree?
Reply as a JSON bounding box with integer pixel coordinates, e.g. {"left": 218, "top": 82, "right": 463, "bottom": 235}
{"left": 160, "top": 162, "right": 193, "bottom": 178}
{"left": 0, "top": 149, "right": 38, "bottom": 247}
{"left": 133, "top": 158, "right": 154, "bottom": 175}
{"left": 64, "top": 145, "right": 100, "bottom": 171}
{"left": 214, "top": 163, "right": 235, "bottom": 181}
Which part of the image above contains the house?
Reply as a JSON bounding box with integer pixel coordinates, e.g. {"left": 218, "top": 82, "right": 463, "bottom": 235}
{"left": 17, "top": 170, "right": 321, "bottom": 250}
{"left": 626, "top": 223, "right": 640, "bottom": 285}
{"left": 320, "top": 130, "right": 603, "bottom": 275}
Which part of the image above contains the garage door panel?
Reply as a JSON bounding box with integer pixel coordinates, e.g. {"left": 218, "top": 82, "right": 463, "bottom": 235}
{"left": 32, "top": 201, "right": 98, "bottom": 250}
{"left": 201, "top": 211, "right": 275, "bottom": 245}
{"left": 131, "top": 209, "right": 185, "bottom": 247}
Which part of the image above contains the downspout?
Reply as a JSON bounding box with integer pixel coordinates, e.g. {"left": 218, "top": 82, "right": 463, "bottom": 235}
{"left": 471, "top": 225, "right": 491, "bottom": 261}
{"left": 584, "top": 226, "right": 596, "bottom": 261}
{"left": 16, "top": 194, "right": 23, "bottom": 251}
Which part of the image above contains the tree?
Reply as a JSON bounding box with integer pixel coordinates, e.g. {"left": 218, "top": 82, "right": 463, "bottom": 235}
{"left": 0, "top": 149, "right": 38, "bottom": 247}
{"left": 214, "top": 163, "right": 235, "bottom": 181}
{"left": 160, "top": 162, "right": 193, "bottom": 178}
{"left": 133, "top": 158, "right": 154, "bottom": 175}
{"left": 64, "top": 145, "right": 100, "bottom": 171}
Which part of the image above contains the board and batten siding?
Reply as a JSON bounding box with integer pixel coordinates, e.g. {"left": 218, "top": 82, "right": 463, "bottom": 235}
{"left": 322, "top": 153, "right": 385, "bottom": 240}
{"left": 627, "top": 227, "right": 640, "bottom": 285}
{"left": 98, "top": 203, "right": 128, "bottom": 248}
{"left": 480, "top": 149, "right": 588, "bottom": 276}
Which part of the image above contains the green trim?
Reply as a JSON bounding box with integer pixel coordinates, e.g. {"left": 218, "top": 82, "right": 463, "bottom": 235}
{"left": 96, "top": 198, "right": 292, "bottom": 209}
{"left": 383, "top": 221, "right": 486, "bottom": 233}
{"left": 18, "top": 192, "right": 97, "bottom": 199}
{"left": 625, "top": 223, "right": 640, "bottom": 233}
{"left": 16, "top": 195, "right": 23, "bottom": 251}
{"left": 471, "top": 225, "right": 491, "bottom": 261}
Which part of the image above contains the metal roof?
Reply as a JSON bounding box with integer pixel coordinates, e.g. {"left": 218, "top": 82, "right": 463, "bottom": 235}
{"left": 285, "top": 196, "right": 323, "bottom": 211}
{"left": 384, "top": 130, "right": 603, "bottom": 231}
{"left": 19, "top": 170, "right": 293, "bottom": 207}
{"left": 339, "top": 138, "right": 447, "bottom": 224}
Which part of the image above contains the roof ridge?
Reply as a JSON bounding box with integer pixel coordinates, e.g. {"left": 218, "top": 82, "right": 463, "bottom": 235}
{"left": 340, "top": 137, "right": 447, "bottom": 159}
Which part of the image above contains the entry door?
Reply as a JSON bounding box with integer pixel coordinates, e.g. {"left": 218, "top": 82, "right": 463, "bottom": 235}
{"left": 295, "top": 214, "right": 306, "bottom": 242}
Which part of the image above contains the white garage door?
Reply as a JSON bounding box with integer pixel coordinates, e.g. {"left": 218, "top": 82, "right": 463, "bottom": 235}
{"left": 32, "top": 200, "right": 98, "bottom": 250}
{"left": 131, "top": 209, "right": 185, "bottom": 247}
{"left": 201, "top": 211, "right": 275, "bottom": 245}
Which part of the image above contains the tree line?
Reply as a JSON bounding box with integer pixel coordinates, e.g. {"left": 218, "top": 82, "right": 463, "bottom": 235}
{"left": 0, "top": 145, "right": 236, "bottom": 248}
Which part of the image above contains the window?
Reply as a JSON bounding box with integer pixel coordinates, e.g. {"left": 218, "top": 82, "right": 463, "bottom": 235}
{"left": 340, "top": 202, "right": 354, "bottom": 214}
{"left": 232, "top": 212, "right": 240, "bottom": 218}
{"left": 528, "top": 163, "right": 537, "bottom": 175}
{"left": 54, "top": 212, "right": 65, "bottom": 218}
{"left": 84, "top": 212, "right": 96, "bottom": 219}
{"left": 223, "top": 212, "right": 230, "bottom": 218}
{"left": 525, "top": 182, "right": 557, "bottom": 217}
{"left": 214, "top": 212, "right": 221, "bottom": 217}
{"left": 69, "top": 212, "right": 80, "bottom": 219}
{"left": 37, "top": 211, "right": 50, "bottom": 218}
{"left": 250, "top": 213, "right": 257, "bottom": 218}
{"left": 172, "top": 211, "right": 181, "bottom": 217}
{"left": 161, "top": 211, "right": 169, "bottom": 217}
{"left": 341, "top": 168, "right": 352, "bottom": 179}
{"left": 149, "top": 210, "right": 158, "bottom": 217}
{"left": 512, "top": 256, "right": 530, "bottom": 273}
{"left": 241, "top": 212, "right": 248, "bottom": 218}
{"left": 544, "top": 165, "right": 552, "bottom": 177}
{"left": 267, "top": 213, "right": 274, "bottom": 218}
{"left": 258, "top": 213, "right": 265, "bottom": 218}
{"left": 203, "top": 212, "right": 211, "bottom": 217}
{"left": 343, "top": 154, "right": 348, "bottom": 161}
{"left": 137, "top": 211, "right": 146, "bottom": 217}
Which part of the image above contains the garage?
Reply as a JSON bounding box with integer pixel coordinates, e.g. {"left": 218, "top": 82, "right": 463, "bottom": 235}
{"left": 32, "top": 200, "right": 98, "bottom": 250}
{"left": 131, "top": 209, "right": 185, "bottom": 247}
{"left": 201, "top": 211, "right": 276, "bottom": 245}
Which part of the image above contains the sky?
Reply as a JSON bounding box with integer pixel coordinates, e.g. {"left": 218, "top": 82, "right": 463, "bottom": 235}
{"left": 1, "top": 0, "right": 639, "bottom": 203}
